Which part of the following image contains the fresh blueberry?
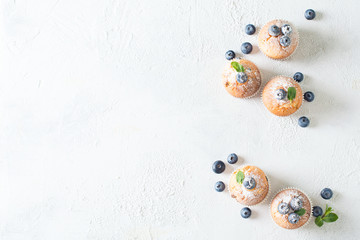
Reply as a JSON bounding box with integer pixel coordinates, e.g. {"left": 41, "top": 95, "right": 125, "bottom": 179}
{"left": 268, "top": 25, "right": 280, "bottom": 36}
{"left": 304, "top": 91, "right": 315, "bottom": 102}
{"left": 321, "top": 188, "right": 333, "bottom": 200}
{"left": 290, "top": 197, "right": 303, "bottom": 211}
{"left": 227, "top": 153, "right": 238, "bottom": 164}
{"left": 312, "top": 206, "right": 323, "bottom": 217}
{"left": 293, "top": 72, "right": 304, "bottom": 82}
{"left": 280, "top": 35, "right": 291, "bottom": 47}
{"left": 243, "top": 177, "right": 256, "bottom": 190}
{"left": 298, "top": 116, "right": 310, "bottom": 128}
{"left": 212, "top": 160, "right": 225, "bottom": 174}
{"left": 275, "top": 89, "right": 286, "bottom": 100}
{"left": 245, "top": 24, "right": 256, "bottom": 35}
{"left": 225, "top": 50, "right": 236, "bottom": 60}
{"left": 305, "top": 9, "right": 316, "bottom": 20}
{"left": 215, "top": 181, "right": 225, "bottom": 192}
{"left": 241, "top": 207, "right": 252, "bottom": 218}
{"left": 278, "top": 202, "right": 290, "bottom": 215}
{"left": 241, "top": 42, "right": 253, "bottom": 54}
{"left": 288, "top": 213, "right": 300, "bottom": 224}
{"left": 236, "top": 72, "right": 248, "bottom": 83}
{"left": 281, "top": 24, "right": 292, "bottom": 35}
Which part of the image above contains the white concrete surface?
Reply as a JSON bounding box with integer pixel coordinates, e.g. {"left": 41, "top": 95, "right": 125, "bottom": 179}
{"left": 1, "top": 0, "right": 360, "bottom": 239}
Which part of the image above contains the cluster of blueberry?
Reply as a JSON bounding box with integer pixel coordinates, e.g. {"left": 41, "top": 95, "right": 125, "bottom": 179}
{"left": 269, "top": 24, "right": 293, "bottom": 47}
{"left": 312, "top": 188, "right": 333, "bottom": 217}
{"left": 212, "top": 153, "right": 238, "bottom": 192}
{"left": 212, "top": 154, "right": 253, "bottom": 218}
{"left": 293, "top": 72, "right": 314, "bottom": 128}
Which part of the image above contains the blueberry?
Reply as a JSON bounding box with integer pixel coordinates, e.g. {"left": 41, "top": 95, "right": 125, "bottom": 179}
{"left": 212, "top": 160, "right": 225, "bottom": 174}
{"left": 227, "top": 153, "right": 238, "bottom": 164}
{"left": 281, "top": 24, "right": 292, "bottom": 35}
{"left": 321, "top": 188, "right": 333, "bottom": 200}
{"left": 243, "top": 177, "right": 256, "bottom": 190}
{"left": 304, "top": 91, "right": 315, "bottom": 102}
{"left": 268, "top": 25, "right": 280, "bottom": 36}
{"left": 298, "top": 116, "right": 310, "bottom": 128}
{"left": 280, "top": 35, "right": 291, "bottom": 47}
{"left": 241, "top": 42, "right": 253, "bottom": 54}
{"left": 241, "top": 207, "right": 252, "bottom": 218}
{"left": 245, "top": 24, "right": 256, "bottom": 35}
{"left": 278, "top": 202, "right": 290, "bottom": 215}
{"left": 305, "top": 9, "right": 316, "bottom": 20}
{"left": 312, "top": 206, "right": 323, "bottom": 217}
{"left": 225, "top": 50, "right": 236, "bottom": 60}
{"left": 288, "top": 213, "right": 300, "bottom": 224}
{"left": 236, "top": 72, "right": 248, "bottom": 83}
{"left": 215, "top": 181, "right": 225, "bottom": 192}
{"left": 290, "top": 197, "right": 303, "bottom": 211}
{"left": 275, "top": 89, "right": 286, "bottom": 100}
{"left": 293, "top": 72, "right": 304, "bottom": 82}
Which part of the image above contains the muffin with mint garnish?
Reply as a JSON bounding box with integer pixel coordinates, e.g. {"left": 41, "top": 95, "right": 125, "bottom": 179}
{"left": 262, "top": 76, "right": 303, "bottom": 116}
{"left": 222, "top": 59, "right": 261, "bottom": 98}
{"left": 270, "top": 188, "right": 312, "bottom": 229}
{"left": 228, "top": 165, "right": 269, "bottom": 206}
{"left": 258, "top": 19, "right": 299, "bottom": 60}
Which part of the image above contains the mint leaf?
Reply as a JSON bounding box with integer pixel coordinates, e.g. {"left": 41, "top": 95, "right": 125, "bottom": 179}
{"left": 287, "top": 87, "right": 296, "bottom": 102}
{"left": 236, "top": 171, "right": 245, "bottom": 184}
{"left": 323, "top": 205, "right": 333, "bottom": 216}
{"left": 239, "top": 65, "right": 245, "bottom": 72}
{"left": 294, "top": 208, "right": 306, "bottom": 216}
{"left": 315, "top": 216, "right": 324, "bottom": 227}
{"left": 322, "top": 213, "right": 338, "bottom": 223}
{"left": 231, "top": 61, "right": 245, "bottom": 72}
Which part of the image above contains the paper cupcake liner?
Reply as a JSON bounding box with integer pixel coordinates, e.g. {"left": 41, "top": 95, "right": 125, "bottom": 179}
{"left": 258, "top": 19, "right": 299, "bottom": 61}
{"left": 269, "top": 187, "right": 313, "bottom": 230}
{"left": 260, "top": 75, "right": 304, "bottom": 118}
{"left": 228, "top": 165, "right": 271, "bottom": 207}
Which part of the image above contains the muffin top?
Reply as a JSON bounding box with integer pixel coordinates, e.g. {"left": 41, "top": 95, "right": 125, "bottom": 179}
{"left": 222, "top": 59, "right": 261, "bottom": 98}
{"left": 262, "top": 76, "right": 303, "bottom": 116}
{"left": 258, "top": 20, "right": 299, "bottom": 59}
{"left": 271, "top": 188, "right": 312, "bottom": 229}
{"left": 229, "top": 165, "right": 269, "bottom": 206}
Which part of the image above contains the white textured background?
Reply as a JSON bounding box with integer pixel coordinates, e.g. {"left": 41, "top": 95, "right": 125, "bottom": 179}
{"left": 1, "top": 0, "right": 360, "bottom": 239}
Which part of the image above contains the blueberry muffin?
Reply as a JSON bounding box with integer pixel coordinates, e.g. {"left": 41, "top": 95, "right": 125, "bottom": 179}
{"left": 258, "top": 20, "right": 299, "bottom": 60}
{"left": 229, "top": 165, "right": 269, "bottom": 206}
{"left": 270, "top": 188, "right": 312, "bottom": 229}
{"left": 222, "top": 59, "right": 261, "bottom": 98}
{"left": 262, "top": 76, "right": 303, "bottom": 116}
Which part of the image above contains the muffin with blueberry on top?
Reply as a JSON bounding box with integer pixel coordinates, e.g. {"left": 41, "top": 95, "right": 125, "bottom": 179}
{"left": 222, "top": 58, "right": 261, "bottom": 98}
{"left": 270, "top": 188, "right": 312, "bottom": 229}
{"left": 262, "top": 76, "right": 303, "bottom": 116}
{"left": 258, "top": 19, "right": 299, "bottom": 60}
{"left": 228, "top": 165, "right": 269, "bottom": 206}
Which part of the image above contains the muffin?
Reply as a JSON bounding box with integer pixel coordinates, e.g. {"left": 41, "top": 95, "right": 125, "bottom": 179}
{"left": 270, "top": 188, "right": 312, "bottom": 229}
{"left": 258, "top": 20, "right": 299, "bottom": 60}
{"left": 222, "top": 58, "right": 261, "bottom": 98}
{"left": 229, "top": 165, "right": 269, "bottom": 206}
{"left": 262, "top": 76, "right": 303, "bottom": 116}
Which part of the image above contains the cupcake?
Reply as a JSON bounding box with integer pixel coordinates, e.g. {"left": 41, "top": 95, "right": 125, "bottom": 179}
{"left": 262, "top": 76, "right": 303, "bottom": 116}
{"left": 258, "top": 20, "right": 299, "bottom": 60}
{"left": 222, "top": 58, "right": 261, "bottom": 98}
{"left": 229, "top": 165, "right": 269, "bottom": 206}
{"left": 270, "top": 188, "right": 312, "bottom": 229}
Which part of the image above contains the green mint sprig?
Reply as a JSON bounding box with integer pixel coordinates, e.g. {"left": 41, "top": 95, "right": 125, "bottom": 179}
{"left": 236, "top": 171, "right": 245, "bottom": 184}
{"left": 231, "top": 61, "right": 245, "bottom": 73}
{"left": 294, "top": 208, "right": 306, "bottom": 216}
{"left": 287, "top": 87, "right": 296, "bottom": 102}
{"left": 315, "top": 205, "right": 339, "bottom": 227}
